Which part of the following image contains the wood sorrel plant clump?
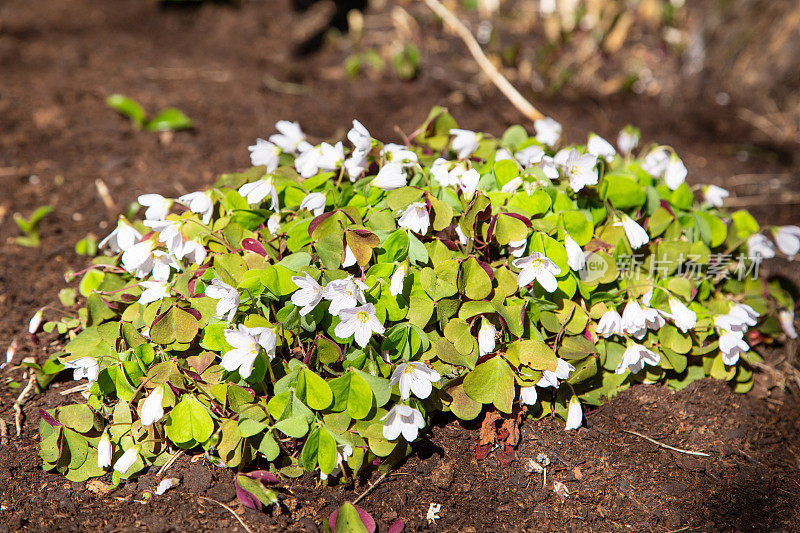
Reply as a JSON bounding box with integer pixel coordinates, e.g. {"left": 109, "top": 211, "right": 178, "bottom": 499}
{"left": 39, "top": 107, "right": 796, "bottom": 485}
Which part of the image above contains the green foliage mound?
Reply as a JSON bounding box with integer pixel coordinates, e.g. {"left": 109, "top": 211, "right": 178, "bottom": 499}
{"left": 38, "top": 108, "right": 794, "bottom": 489}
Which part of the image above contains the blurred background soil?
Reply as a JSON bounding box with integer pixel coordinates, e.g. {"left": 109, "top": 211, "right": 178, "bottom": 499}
{"left": 0, "top": 0, "right": 798, "bottom": 530}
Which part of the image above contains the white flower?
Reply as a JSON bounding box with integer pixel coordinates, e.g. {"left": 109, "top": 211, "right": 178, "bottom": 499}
{"left": 322, "top": 277, "right": 367, "bottom": 316}
{"left": 501, "top": 176, "right": 523, "bottom": 193}
{"left": 138, "top": 194, "right": 172, "bottom": 221}
{"left": 778, "top": 309, "right": 798, "bottom": 339}
{"left": 515, "top": 145, "right": 545, "bottom": 167}
{"left": 565, "top": 396, "right": 582, "bottom": 430}
{"left": 587, "top": 134, "right": 616, "bottom": 162}
{"left": 621, "top": 301, "right": 647, "bottom": 338}
{"left": 382, "top": 143, "right": 418, "bottom": 165}
{"left": 238, "top": 177, "right": 278, "bottom": 210}
{"left": 114, "top": 446, "right": 140, "bottom": 474}
{"left": 342, "top": 245, "right": 357, "bottom": 268}
{"left": 703, "top": 185, "right": 729, "bottom": 208}
{"left": 390, "top": 362, "right": 441, "bottom": 400}
{"left": 138, "top": 280, "right": 170, "bottom": 305}
{"left": 431, "top": 158, "right": 455, "bottom": 187}
{"left": 538, "top": 358, "right": 574, "bottom": 388}
{"left": 775, "top": 226, "right": 800, "bottom": 259}
{"left": 520, "top": 386, "right": 538, "bottom": 405}
{"left": 300, "top": 192, "right": 326, "bottom": 216}
{"left": 97, "top": 432, "right": 112, "bottom": 469}
{"left": 621, "top": 216, "right": 649, "bottom": 249}
{"left": 372, "top": 162, "right": 407, "bottom": 190}
{"left": 564, "top": 149, "right": 598, "bottom": 192}
{"left": 615, "top": 343, "right": 660, "bottom": 374}
{"left": 398, "top": 201, "right": 430, "bottom": 235}
{"left": 204, "top": 278, "right": 240, "bottom": 321}
{"left": 617, "top": 127, "right": 639, "bottom": 156}
{"left": 348, "top": 120, "right": 372, "bottom": 152}
{"left": 508, "top": 238, "right": 527, "bottom": 258}
{"left": 176, "top": 239, "right": 207, "bottom": 265}
{"left": 334, "top": 303, "right": 384, "bottom": 347}
{"left": 267, "top": 214, "right": 281, "bottom": 235}
{"left": 596, "top": 310, "right": 623, "bottom": 337}
{"left": 122, "top": 241, "right": 155, "bottom": 278}
{"left": 139, "top": 386, "right": 164, "bottom": 426}
{"left": 718, "top": 329, "right": 749, "bottom": 365}
{"left": 459, "top": 168, "right": 481, "bottom": 200}
{"left": 28, "top": 309, "right": 43, "bottom": 334}
{"left": 382, "top": 404, "right": 425, "bottom": 442}
{"left": 389, "top": 264, "right": 406, "bottom": 296}
{"left": 155, "top": 478, "right": 180, "bottom": 496}
{"left": 344, "top": 149, "right": 369, "bottom": 180}
{"left": 248, "top": 138, "right": 280, "bottom": 172}
{"left": 426, "top": 503, "right": 442, "bottom": 524}
{"left": 222, "top": 324, "right": 277, "bottom": 378}
{"left": 642, "top": 148, "right": 669, "bottom": 177}
{"left": 565, "top": 234, "right": 585, "bottom": 271}
{"left": 478, "top": 320, "right": 496, "bottom": 356}
{"left": 178, "top": 191, "right": 214, "bottom": 225}
{"left": 643, "top": 306, "right": 667, "bottom": 332}
{"left": 143, "top": 219, "right": 183, "bottom": 256}
{"left": 534, "top": 117, "right": 562, "bottom": 147}
{"left": 513, "top": 252, "right": 562, "bottom": 293}
{"left": 291, "top": 273, "right": 323, "bottom": 316}
{"left": 99, "top": 221, "right": 142, "bottom": 253}
{"left": 553, "top": 148, "right": 571, "bottom": 168}
{"left": 295, "top": 145, "right": 324, "bottom": 177}
{"left": 669, "top": 298, "right": 696, "bottom": 333}
{"left": 495, "top": 148, "right": 513, "bottom": 161}
{"left": 318, "top": 141, "right": 345, "bottom": 172}
{"left": 664, "top": 154, "right": 687, "bottom": 190}
{"left": 270, "top": 120, "right": 312, "bottom": 154}
{"left": 62, "top": 357, "right": 100, "bottom": 383}
{"left": 747, "top": 234, "right": 775, "bottom": 259}
{"left": 730, "top": 303, "right": 759, "bottom": 327}
{"left": 450, "top": 129, "right": 480, "bottom": 159}
{"left": 151, "top": 251, "right": 180, "bottom": 282}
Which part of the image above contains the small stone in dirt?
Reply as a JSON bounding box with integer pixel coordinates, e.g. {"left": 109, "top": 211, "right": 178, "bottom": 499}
{"left": 205, "top": 482, "right": 236, "bottom": 503}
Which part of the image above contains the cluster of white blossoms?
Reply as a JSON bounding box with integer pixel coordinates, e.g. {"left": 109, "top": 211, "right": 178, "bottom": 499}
{"left": 73, "top": 113, "right": 796, "bottom": 481}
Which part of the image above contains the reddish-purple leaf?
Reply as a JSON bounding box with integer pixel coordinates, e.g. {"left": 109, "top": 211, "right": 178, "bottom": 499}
{"left": 39, "top": 408, "right": 61, "bottom": 427}
{"left": 486, "top": 214, "right": 497, "bottom": 243}
{"left": 308, "top": 211, "right": 336, "bottom": 237}
{"left": 328, "top": 504, "right": 376, "bottom": 533}
{"left": 503, "top": 211, "right": 533, "bottom": 227}
{"left": 388, "top": 519, "right": 406, "bottom": 533}
{"left": 245, "top": 471, "right": 279, "bottom": 484}
{"left": 477, "top": 259, "right": 495, "bottom": 281}
{"left": 236, "top": 482, "right": 262, "bottom": 511}
{"left": 241, "top": 238, "right": 267, "bottom": 257}
{"left": 180, "top": 307, "right": 202, "bottom": 321}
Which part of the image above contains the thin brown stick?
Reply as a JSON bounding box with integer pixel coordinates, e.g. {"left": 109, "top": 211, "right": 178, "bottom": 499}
{"left": 156, "top": 449, "right": 185, "bottom": 478}
{"left": 198, "top": 496, "right": 254, "bottom": 533}
{"left": 421, "top": 0, "right": 545, "bottom": 122}
{"left": 0, "top": 418, "right": 8, "bottom": 445}
{"left": 352, "top": 471, "right": 389, "bottom": 505}
{"left": 13, "top": 374, "right": 37, "bottom": 436}
{"left": 622, "top": 429, "right": 710, "bottom": 457}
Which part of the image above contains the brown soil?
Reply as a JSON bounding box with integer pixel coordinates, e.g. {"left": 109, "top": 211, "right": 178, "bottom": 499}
{"left": 1, "top": 0, "right": 799, "bottom": 531}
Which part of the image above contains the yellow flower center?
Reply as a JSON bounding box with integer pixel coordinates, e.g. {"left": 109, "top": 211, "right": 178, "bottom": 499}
{"left": 570, "top": 164, "right": 579, "bottom": 175}
{"left": 403, "top": 364, "right": 416, "bottom": 375}
{"left": 531, "top": 258, "right": 545, "bottom": 268}
{"left": 357, "top": 311, "right": 370, "bottom": 324}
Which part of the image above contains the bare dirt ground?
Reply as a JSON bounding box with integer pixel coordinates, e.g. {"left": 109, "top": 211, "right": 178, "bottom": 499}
{"left": 1, "top": 0, "right": 798, "bottom": 531}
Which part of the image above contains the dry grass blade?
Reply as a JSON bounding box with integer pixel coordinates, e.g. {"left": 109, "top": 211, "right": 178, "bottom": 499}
{"left": 622, "top": 429, "right": 710, "bottom": 457}
{"left": 198, "top": 496, "right": 254, "bottom": 533}
{"left": 156, "top": 449, "right": 184, "bottom": 478}
{"left": 352, "top": 471, "right": 389, "bottom": 505}
{"left": 13, "top": 374, "right": 37, "bottom": 437}
{"left": 420, "top": 0, "right": 545, "bottom": 122}
{"left": 0, "top": 417, "right": 8, "bottom": 445}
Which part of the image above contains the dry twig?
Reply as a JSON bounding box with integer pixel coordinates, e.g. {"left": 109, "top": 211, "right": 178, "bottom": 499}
{"left": 420, "top": 0, "right": 545, "bottom": 122}
{"left": 622, "top": 429, "right": 710, "bottom": 457}
{"left": 95, "top": 179, "right": 117, "bottom": 211}
{"left": 198, "top": 496, "right": 254, "bottom": 533}
{"left": 352, "top": 471, "right": 389, "bottom": 505}
{"left": 0, "top": 418, "right": 8, "bottom": 446}
{"left": 13, "top": 374, "right": 37, "bottom": 437}
{"left": 156, "top": 449, "right": 185, "bottom": 478}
